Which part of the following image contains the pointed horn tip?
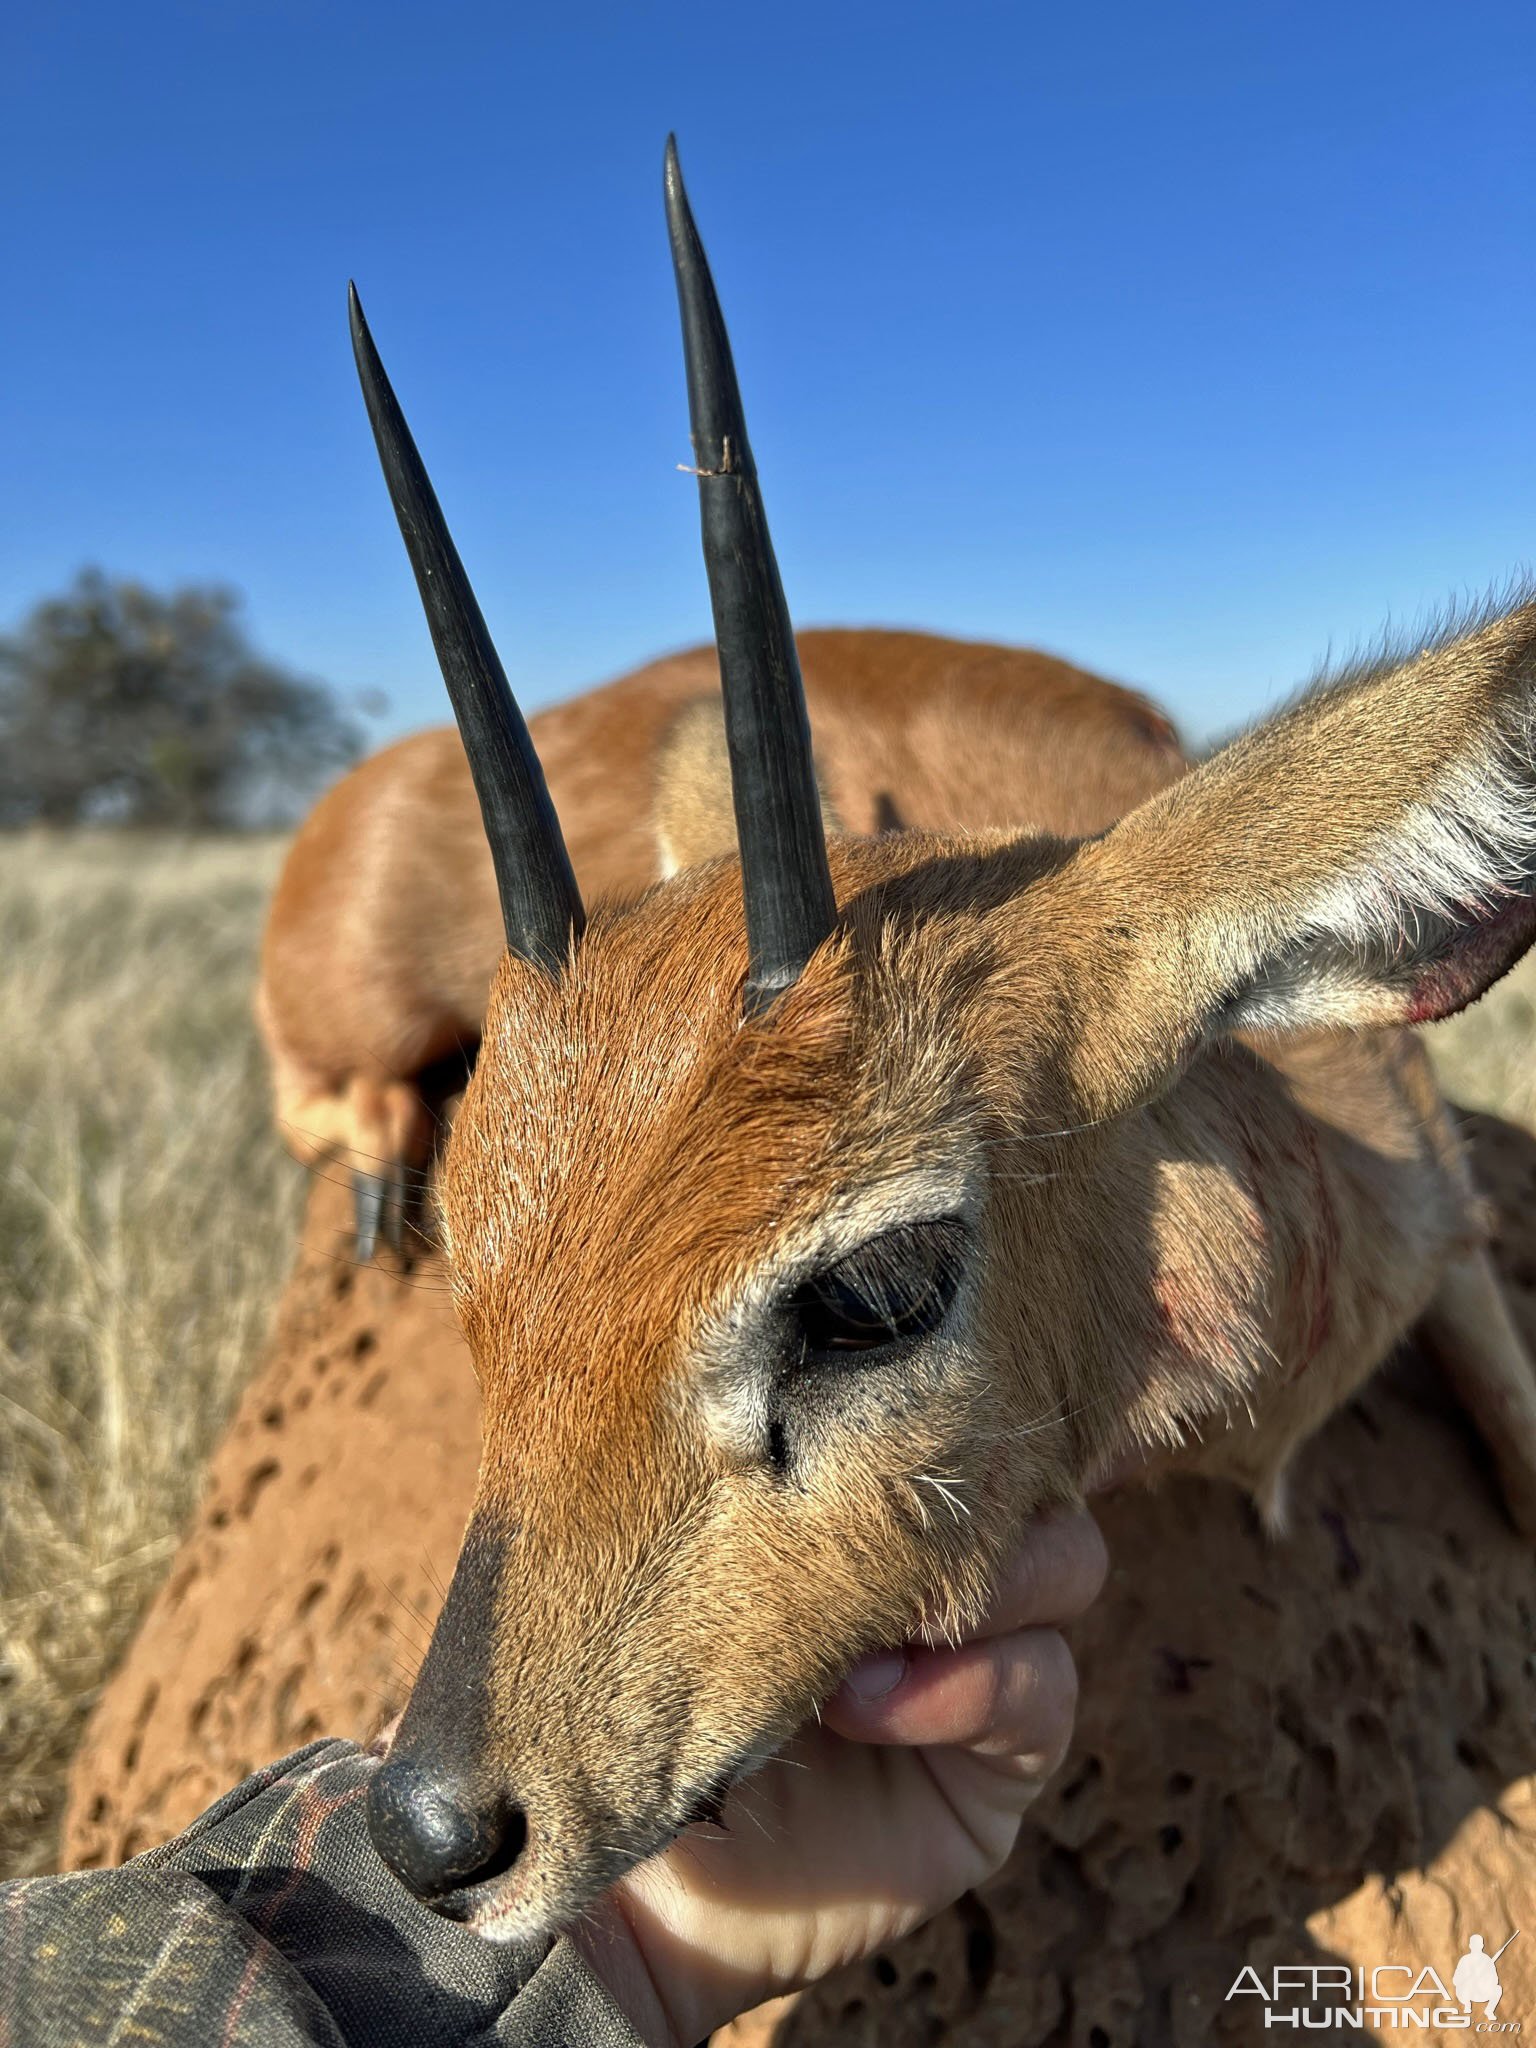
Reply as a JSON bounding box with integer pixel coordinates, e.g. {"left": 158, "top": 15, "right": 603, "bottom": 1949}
{"left": 663, "top": 136, "right": 692, "bottom": 229}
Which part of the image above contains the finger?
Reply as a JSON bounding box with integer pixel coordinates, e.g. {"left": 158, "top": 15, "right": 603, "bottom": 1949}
{"left": 824, "top": 1624, "right": 1077, "bottom": 1769}
{"left": 921, "top": 1507, "right": 1107, "bottom": 1649}
{"left": 826, "top": 1509, "right": 1103, "bottom": 1732}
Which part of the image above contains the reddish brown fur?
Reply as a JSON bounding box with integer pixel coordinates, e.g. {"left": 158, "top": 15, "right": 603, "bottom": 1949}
{"left": 257, "top": 629, "right": 1182, "bottom": 1174}
{"left": 60, "top": 1135, "right": 1536, "bottom": 2042}
{"left": 257, "top": 605, "right": 1536, "bottom": 1945}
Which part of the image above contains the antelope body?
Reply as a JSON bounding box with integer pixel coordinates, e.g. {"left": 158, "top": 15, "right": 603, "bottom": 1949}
{"left": 257, "top": 628, "right": 1184, "bottom": 1224}
{"left": 258, "top": 142, "right": 1536, "bottom": 1950}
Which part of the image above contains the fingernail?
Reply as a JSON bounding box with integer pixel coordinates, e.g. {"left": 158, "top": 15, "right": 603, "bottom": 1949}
{"left": 844, "top": 1650, "right": 907, "bottom": 1703}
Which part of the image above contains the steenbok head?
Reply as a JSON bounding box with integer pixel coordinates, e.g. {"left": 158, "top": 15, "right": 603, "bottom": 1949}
{"left": 358, "top": 140, "right": 1536, "bottom": 1939}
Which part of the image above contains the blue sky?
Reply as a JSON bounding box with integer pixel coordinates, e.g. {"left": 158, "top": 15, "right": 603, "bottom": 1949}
{"left": 3, "top": 0, "right": 1532, "bottom": 748}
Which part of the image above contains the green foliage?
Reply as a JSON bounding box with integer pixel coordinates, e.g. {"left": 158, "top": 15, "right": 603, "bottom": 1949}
{"left": 0, "top": 570, "right": 365, "bottom": 828}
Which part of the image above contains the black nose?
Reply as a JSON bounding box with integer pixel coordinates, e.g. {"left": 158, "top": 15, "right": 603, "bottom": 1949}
{"left": 367, "top": 1754, "right": 527, "bottom": 1903}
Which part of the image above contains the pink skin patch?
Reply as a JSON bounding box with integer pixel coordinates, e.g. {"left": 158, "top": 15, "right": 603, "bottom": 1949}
{"left": 1169, "top": 1107, "right": 1338, "bottom": 1393}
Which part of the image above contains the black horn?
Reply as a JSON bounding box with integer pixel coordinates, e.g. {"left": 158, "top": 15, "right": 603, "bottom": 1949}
{"left": 663, "top": 137, "right": 837, "bottom": 1012}
{"left": 349, "top": 284, "right": 584, "bottom": 970}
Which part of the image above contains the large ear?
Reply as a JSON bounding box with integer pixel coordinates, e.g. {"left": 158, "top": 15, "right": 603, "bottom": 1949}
{"left": 1055, "top": 597, "right": 1536, "bottom": 1116}
{"left": 653, "top": 697, "right": 842, "bottom": 877}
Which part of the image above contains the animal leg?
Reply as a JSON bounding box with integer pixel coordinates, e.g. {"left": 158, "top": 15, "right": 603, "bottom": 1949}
{"left": 351, "top": 1168, "right": 395, "bottom": 1265}
{"left": 1417, "top": 1244, "right": 1536, "bottom": 1538}
{"left": 343, "top": 1075, "right": 431, "bottom": 1260}
{"left": 273, "top": 1065, "right": 431, "bottom": 1260}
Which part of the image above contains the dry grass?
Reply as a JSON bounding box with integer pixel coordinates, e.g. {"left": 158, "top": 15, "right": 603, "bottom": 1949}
{"left": 0, "top": 832, "right": 304, "bottom": 1877}
{"left": 0, "top": 829, "right": 1532, "bottom": 1883}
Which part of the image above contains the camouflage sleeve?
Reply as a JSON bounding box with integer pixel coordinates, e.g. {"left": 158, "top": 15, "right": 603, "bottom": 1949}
{"left": 0, "top": 1740, "right": 647, "bottom": 2047}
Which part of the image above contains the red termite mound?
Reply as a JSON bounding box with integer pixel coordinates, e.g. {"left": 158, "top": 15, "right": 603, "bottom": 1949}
{"left": 64, "top": 1112, "right": 1536, "bottom": 2045}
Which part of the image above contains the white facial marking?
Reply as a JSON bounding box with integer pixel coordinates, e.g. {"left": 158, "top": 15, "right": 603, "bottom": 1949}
{"left": 687, "top": 1164, "right": 978, "bottom": 1461}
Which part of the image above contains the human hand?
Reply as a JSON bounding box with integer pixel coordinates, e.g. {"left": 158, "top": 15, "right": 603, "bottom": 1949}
{"left": 571, "top": 1507, "right": 1108, "bottom": 2046}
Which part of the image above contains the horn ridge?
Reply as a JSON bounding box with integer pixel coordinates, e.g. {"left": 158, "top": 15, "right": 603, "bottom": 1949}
{"left": 663, "top": 137, "right": 837, "bottom": 1012}
{"left": 347, "top": 282, "right": 584, "bottom": 970}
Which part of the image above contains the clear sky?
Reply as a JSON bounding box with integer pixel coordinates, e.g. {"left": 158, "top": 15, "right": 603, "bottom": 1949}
{"left": 3, "top": 0, "right": 1532, "bottom": 749}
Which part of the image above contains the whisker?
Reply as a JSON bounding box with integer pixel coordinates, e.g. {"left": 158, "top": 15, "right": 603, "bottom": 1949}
{"left": 276, "top": 1126, "right": 439, "bottom": 1184}
{"left": 913, "top": 1471, "right": 971, "bottom": 1523}
{"left": 293, "top": 1238, "right": 456, "bottom": 1296}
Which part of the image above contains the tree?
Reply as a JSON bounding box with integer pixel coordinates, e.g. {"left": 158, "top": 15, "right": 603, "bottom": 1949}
{"left": 0, "top": 570, "right": 366, "bottom": 828}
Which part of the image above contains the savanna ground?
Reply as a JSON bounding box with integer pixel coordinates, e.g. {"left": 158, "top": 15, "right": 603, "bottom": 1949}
{"left": 2, "top": 831, "right": 1536, "bottom": 1882}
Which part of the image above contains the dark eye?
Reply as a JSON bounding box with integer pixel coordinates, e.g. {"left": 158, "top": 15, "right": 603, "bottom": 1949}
{"left": 788, "top": 1219, "right": 967, "bottom": 1357}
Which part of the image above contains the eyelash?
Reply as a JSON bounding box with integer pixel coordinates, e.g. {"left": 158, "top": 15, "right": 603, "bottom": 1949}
{"left": 785, "top": 1220, "right": 967, "bottom": 1360}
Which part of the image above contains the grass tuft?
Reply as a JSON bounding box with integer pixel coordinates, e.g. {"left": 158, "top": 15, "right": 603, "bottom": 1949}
{"left": 0, "top": 832, "right": 304, "bottom": 1876}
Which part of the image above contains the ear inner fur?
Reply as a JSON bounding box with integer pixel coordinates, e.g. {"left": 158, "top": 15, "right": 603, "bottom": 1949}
{"left": 1042, "top": 598, "right": 1536, "bottom": 1120}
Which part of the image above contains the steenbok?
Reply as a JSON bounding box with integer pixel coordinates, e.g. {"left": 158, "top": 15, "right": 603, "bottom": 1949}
{"left": 257, "top": 140, "right": 1536, "bottom": 1942}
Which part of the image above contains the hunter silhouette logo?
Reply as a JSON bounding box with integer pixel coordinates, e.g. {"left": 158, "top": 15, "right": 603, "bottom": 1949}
{"left": 1455, "top": 1935, "right": 1519, "bottom": 2024}
{"left": 1225, "top": 1930, "right": 1522, "bottom": 2031}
